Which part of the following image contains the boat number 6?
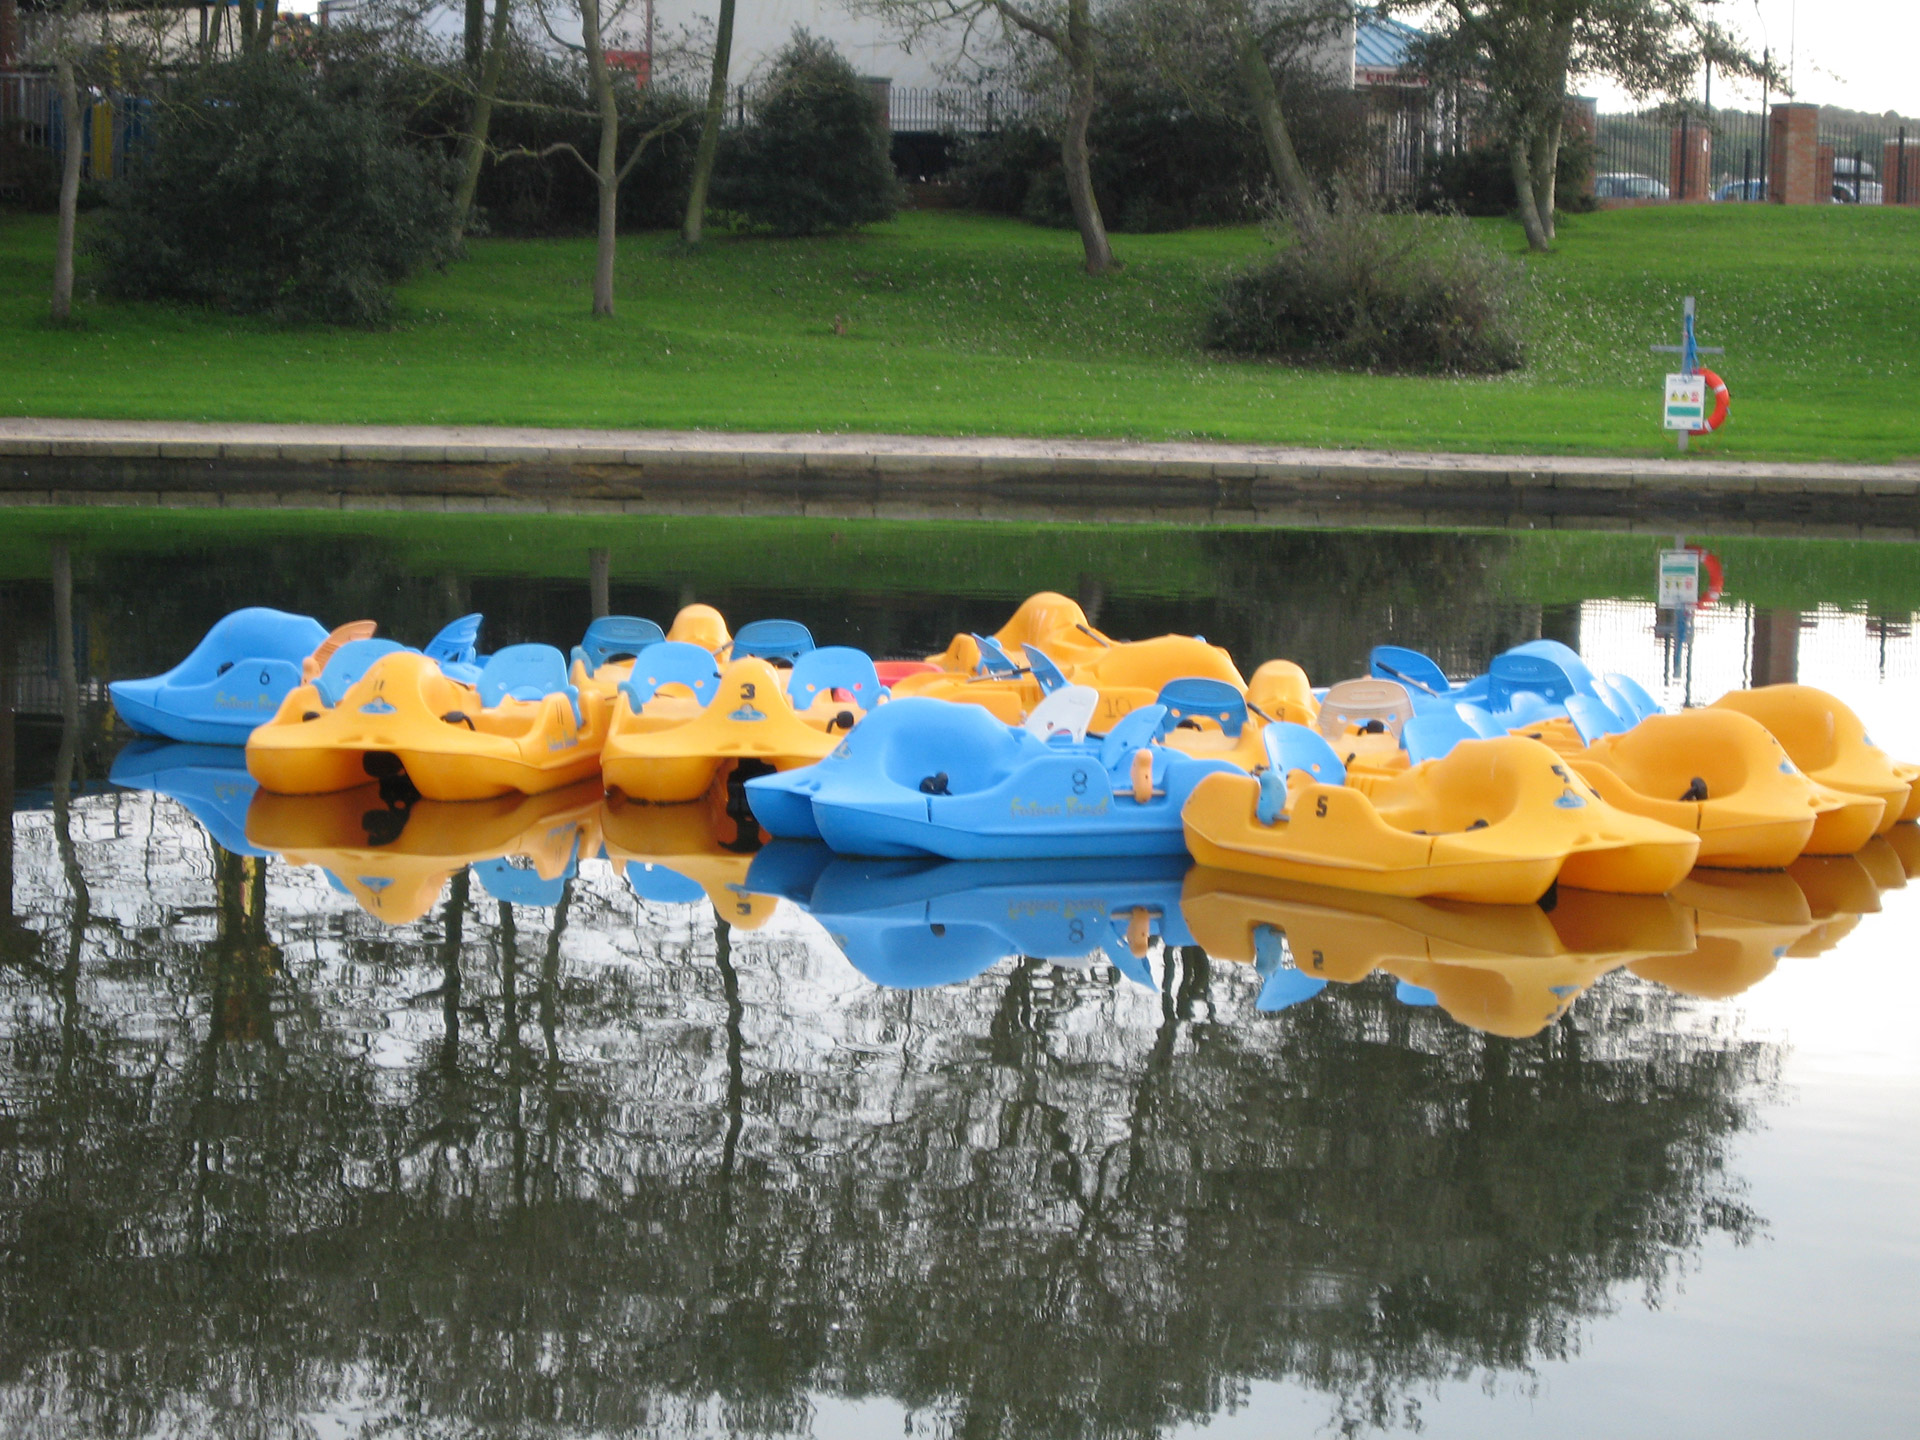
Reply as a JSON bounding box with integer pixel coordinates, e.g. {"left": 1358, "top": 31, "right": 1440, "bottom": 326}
{"left": 1071, "top": 769, "right": 1088, "bottom": 795}
{"left": 1314, "top": 795, "right": 1328, "bottom": 818}
{"left": 258, "top": 669, "right": 272, "bottom": 686}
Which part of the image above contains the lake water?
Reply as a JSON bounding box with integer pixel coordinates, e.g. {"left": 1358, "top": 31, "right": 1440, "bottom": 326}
{"left": 3, "top": 511, "right": 1918, "bottom": 1438}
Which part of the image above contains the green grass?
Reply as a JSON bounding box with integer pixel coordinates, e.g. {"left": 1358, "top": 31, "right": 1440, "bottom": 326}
{"left": 3, "top": 205, "right": 1918, "bottom": 462}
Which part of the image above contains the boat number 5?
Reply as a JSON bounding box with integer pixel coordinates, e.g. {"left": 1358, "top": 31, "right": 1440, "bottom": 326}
{"left": 1071, "top": 769, "right": 1088, "bottom": 795}
{"left": 1314, "top": 795, "right": 1328, "bottom": 818}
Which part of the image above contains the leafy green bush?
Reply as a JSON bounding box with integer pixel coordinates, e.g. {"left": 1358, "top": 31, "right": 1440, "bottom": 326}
{"left": 93, "top": 55, "right": 453, "bottom": 325}
{"left": 1420, "top": 130, "right": 1599, "bottom": 217}
{"left": 710, "top": 32, "right": 898, "bottom": 236}
{"left": 1205, "top": 195, "right": 1526, "bottom": 374}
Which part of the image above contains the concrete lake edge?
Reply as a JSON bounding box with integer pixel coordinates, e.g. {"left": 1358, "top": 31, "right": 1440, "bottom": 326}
{"left": 3, "top": 418, "right": 1918, "bottom": 538}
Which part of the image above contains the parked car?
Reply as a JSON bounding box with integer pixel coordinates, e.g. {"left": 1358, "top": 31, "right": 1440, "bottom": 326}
{"left": 1833, "top": 179, "right": 1884, "bottom": 203}
{"left": 1714, "top": 179, "right": 1766, "bottom": 201}
{"left": 1594, "top": 173, "right": 1670, "bottom": 200}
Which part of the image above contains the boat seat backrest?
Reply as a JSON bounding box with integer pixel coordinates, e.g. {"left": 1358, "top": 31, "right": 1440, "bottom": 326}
{"left": 425, "top": 613, "right": 484, "bottom": 666}
{"left": 731, "top": 619, "right": 816, "bottom": 665}
{"left": 1264, "top": 722, "right": 1347, "bottom": 785}
{"left": 1487, "top": 653, "right": 1578, "bottom": 712}
{"left": 1024, "top": 684, "right": 1099, "bottom": 743}
{"left": 175, "top": 607, "right": 331, "bottom": 684}
{"left": 1097, "top": 704, "right": 1169, "bottom": 770}
{"left": 1565, "top": 693, "right": 1629, "bottom": 745}
{"left": 1156, "top": 677, "right": 1249, "bottom": 738}
{"left": 1402, "top": 707, "right": 1479, "bottom": 765}
{"left": 1025, "top": 645, "right": 1069, "bottom": 694}
{"left": 1605, "top": 672, "right": 1662, "bottom": 723}
{"left": 1315, "top": 678, "right": 1413, "bottom": 741}
{"left": 314, "top": 638, "right": 406, "bottom": 707}
{"left": 1369, "top": 645, "right": 1452, "bottom": 698}
{"left": 478, "top": 644, "right": 581, "bottom": 723}
{"left": 1511, "top": 639, "right": 1602, "bottom": 693}
{"left": 787, "top": 646, "right": 884, "bottom": 710}
{"left": 971, "top": 633, "right": 1023, "bottom": 677}
{"left": 1453, "top": 703, "right": 1506, "bottom": 738}
{"left": 575, "top": 615, "right": 666, "bottom": 672}
{"left": 622, "top": 642, "right": 722, "bottom": 709}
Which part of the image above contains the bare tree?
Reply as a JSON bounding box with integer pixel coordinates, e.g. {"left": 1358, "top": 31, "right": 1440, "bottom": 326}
{"left": 857, "top": 0, "right": 1119, "bottom": 274}
{"left": 679, "top": 0, "right": 734, "bottom": 245}
{"left": 1397, "top": 1, "right": 1752, "bottom": 252}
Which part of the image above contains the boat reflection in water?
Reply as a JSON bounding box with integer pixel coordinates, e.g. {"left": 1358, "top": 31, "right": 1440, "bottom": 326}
{"left": 244, "top": 778, "right": 604, "bottom": 925}
{"left": 108, "top": 739, "right": 269, "bottom": 858}
{"left": 602, "top": 786, "right": 784, "bottom": 928}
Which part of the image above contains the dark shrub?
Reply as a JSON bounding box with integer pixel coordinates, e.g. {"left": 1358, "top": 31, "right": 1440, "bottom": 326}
{"left": 1420, "top": 129, "right": 1599, "bottom": 216}
{"left": 711, "top": 32, "right": 898, "bottom": 236}
{"left": 93, "top": 55, "right": 453, "bottom": 325}
{"left": 952, "top": 74, "right": 1373, "bottom": 232}
{"left": 1205, "top": 195, "right": 1526, "bottom": 374}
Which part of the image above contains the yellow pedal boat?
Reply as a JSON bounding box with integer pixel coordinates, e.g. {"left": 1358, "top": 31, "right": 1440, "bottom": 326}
{"left": 1713, "top": 684, "right": 1919, "bottom": 831}
{"left": 924, "top": 592, "right": 1115, "bottom": 675}
{"left": 1180, "top": 867, "right": 1693, "bottom": 1037}
{"left": 1559, "top": 709, "right": 1873, "bottom": 868}
{"left": 601, "top": 655, "right": 858, "bottom": 804}
{"left": 1182, "top": 730, "right": 1700, "bottom": 904}
{"left": 247, "top": 648, "right": 610, "bottom": 802}
{"left": 244, "top": 780, "right": 603, "bottom": 925}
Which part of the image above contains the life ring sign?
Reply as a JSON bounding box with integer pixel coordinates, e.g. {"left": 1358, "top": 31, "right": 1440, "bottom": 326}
{"left": 1662, "top": 370, "right": 1731, "bottom": 435}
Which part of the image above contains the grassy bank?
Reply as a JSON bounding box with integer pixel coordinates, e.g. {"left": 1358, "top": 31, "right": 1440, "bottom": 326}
{"left": 2, "top": 205, "right": 1917, "bottom": 462}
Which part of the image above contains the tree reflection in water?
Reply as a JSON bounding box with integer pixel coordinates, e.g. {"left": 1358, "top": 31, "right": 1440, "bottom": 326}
{"left": 1, "top": 791, "right": 1779, "bottom": 1439}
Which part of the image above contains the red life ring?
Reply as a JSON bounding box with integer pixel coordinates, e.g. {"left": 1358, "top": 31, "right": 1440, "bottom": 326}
{"left": 1690, "top": 369, "right": 1730, "bottom": 436}
{"left": 1686, "top": 545, "right": 1725, "bottom": 609}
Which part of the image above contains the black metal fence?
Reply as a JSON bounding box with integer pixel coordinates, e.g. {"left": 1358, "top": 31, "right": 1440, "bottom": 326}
{"left": 1593, "top": 106, "right": 1919, "bottom": 202}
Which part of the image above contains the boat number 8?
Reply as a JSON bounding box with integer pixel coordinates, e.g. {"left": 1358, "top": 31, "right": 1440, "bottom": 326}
{"left": 1071, "top": 769, "right": 1088, "bottom": 795}
{"left": 1315, "top": 795, "right": 1328, "bottom": 818}
{"left": 1068, "top": 918, "right": 1085, "bottom": 943}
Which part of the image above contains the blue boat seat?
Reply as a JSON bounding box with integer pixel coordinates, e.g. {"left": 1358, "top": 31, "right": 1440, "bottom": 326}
{"left": 1025, "top": 645, "right": 1069, "bottom": 694}
{"left": 621, "top": 642, "right": 723, "bottom": 710}
{"left": 625, "top": 860, "right": 707, "bottom": 905}
{"left": 1605, "top": 672, "right": 1662, "bottom": 723}
{"left": 1315, "top": 678, "right": 1414, "bottom": 742}
{"left": 477, "top": 644, "right": 582, "bottom": 724}
{"left": 472, "top": 853, "right": 577, "bottom": 908}
{"left": 1486, "top": 652, "right": 1578, "bottom": 713}
{"left": 1454, "top": 704, "right": 1506, "bottom": 738}
{"left": 1024, "top": 684, "right": 1098, "bottom": 743}
{"left": 574, "top": 615, "right": 666, "bottom": 674}
{"left": 1566, "top": 693, "right": 1627, "bottom": 745}
{"left": 314, "top": 638, "right": 406, "bottom": 708}
{"left": 1098, "top": 704, "right": 1170, "bottom": 770}
{"left": 1263, "top": 722, "right": 1346, "bottom": 786}
{"left": 425, "top": 613, "right": 483, "bottom": 667}
{"left": 732, "top": 619, "right": 815, "bottom": 665}
{"left": 1156, "top": 677, "right": 1248, "bottom": 739}
{"left": 787, "top": 646, "right": 885, "bottom": 712}
{"left": 1403, "top": 706, "right": 1480, "bottom": 764}
{"left": 1396, "top": 981, "right": 1440, "bottom": 1007}
{"left": 1368, "top": 645, "right": 1451, "bottom": 698}
{"left": 1254, "top": 926, "right": 1327, "bottom": 1011}
{"left": 970, "top": 633, "right": 1023, "bottom": 678}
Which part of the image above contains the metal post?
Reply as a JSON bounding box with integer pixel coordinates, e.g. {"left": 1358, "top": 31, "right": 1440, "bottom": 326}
{"left": 1678, "top": 113, "right": 1689, "bottom": 199}
{"left": 1759, "top": 47, "right": 1769, "bottom": 199}
{"left": 1901, "top": 128, "right": 1909, "bottom": 205}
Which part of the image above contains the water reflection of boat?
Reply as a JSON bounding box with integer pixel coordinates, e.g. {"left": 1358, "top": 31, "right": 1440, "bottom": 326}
{"left": 1180, "top": 866, "right": 1694, "bottom": 1036}
{"left": 108, "top": 739, "right": 267, "bottom": 857}
{"left": 600, "top": 787, "right": 782, "bottom": 928}
{"left": 244, "top": 781, "right": 603, "bottom": 925}
{"left": 749, "top": 851, "right": 1193, "bottom": 989}
{"left": 1630, "top": 870, "right": 1815, "bottom": 999}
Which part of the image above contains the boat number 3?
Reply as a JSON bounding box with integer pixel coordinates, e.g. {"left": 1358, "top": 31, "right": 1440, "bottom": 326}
{"left": 1314, "top": 795, "right": 1328, "bottom": 818}
{"left": 739, "top": 682, "right": 757, "bottom": 700}
{"left": 1071, "top": 769, "right": 1089, "bottom": 795}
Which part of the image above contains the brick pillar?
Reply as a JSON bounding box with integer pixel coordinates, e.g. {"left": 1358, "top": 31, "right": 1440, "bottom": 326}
{"left": 1768, "top": 104, "right": 1821, "bottom": 203}
{"left": 1883, "top": 137, "right": 1920, "bottom": 205}
{"left": 1670, "top": 122, "right": 1712, "bottom": 201}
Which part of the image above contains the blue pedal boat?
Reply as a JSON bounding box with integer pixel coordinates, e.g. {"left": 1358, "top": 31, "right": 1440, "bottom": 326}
{"left": 110, "top": 607, "right": 330, "bottom": 745}
{"left": 746, "top": 848, "right": 1194, "bottom": 989}
{"left": 744, "top": 696, "right": 1236, "bottom": 860}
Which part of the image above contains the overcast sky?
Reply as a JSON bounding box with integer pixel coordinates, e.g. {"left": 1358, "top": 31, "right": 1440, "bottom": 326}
{"left": 298, "top": 1, "right": 1920, "bottom": 117}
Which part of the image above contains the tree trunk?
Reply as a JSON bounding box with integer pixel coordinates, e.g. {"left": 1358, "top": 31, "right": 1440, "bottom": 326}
{"left": 237, "top": 0, "right": 254, "bottom": 51}
{"left": 1530, "top": 108, "right": 1561, "bottom": 243}
{"left": 1060, "top": 0, "right": 1116, "bottom": 275}
{"left": 1508, "top": 127, "right": 1550, "bottom": 252}
{"left": 580, "top": 0, "right": 619, "bottom": 315}
{"left": 452, "top": 0, "right": 514, "bottom": 244}
{"left": 681, "top": 0, "right": 736, "bottom": 246}
{"left": 464, "top": 0, "right": 486, "bottom": 75}
{"left": 50, "top": 55, "right": 83, "bottom": 324}
{"left": 1232, "top": 23, "right": 1315, "bottom": 214}
{"left": 255, "top": 0, "right": 279, "bottom": 52}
